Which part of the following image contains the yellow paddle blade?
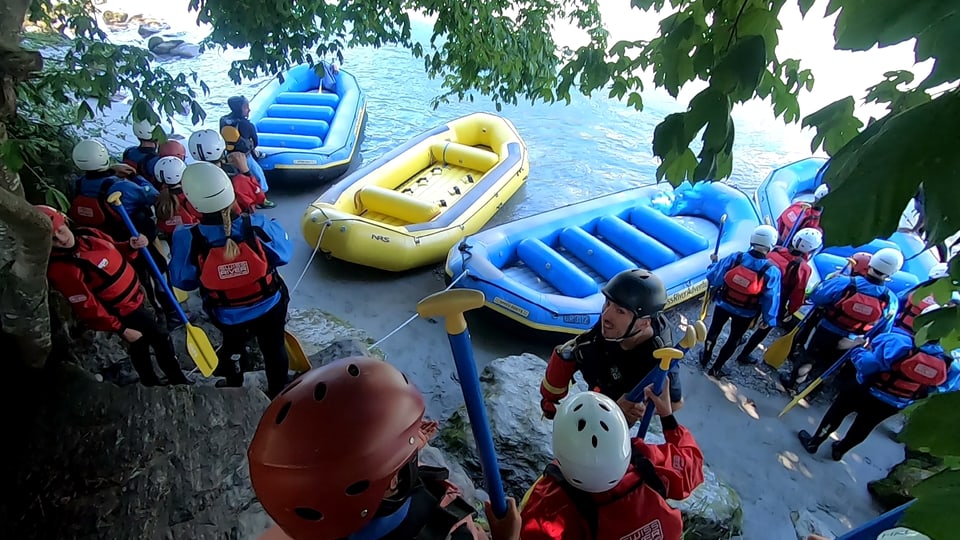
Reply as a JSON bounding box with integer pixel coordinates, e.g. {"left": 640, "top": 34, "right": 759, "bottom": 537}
{"left": 184, "top": 323, "right": 218, "bottom": 377}
{"left": 692, "top": 319, "right": 708, "bottom": 342}
{"left": 174, "top": 287, "right": 189, "bottom": 303}
{"left": 763, "top": 325, "right": 800, "bottom": 368}
{"left": 778, "top": 377, "right": 825, "bottom": 417}
{"left": 284, "top": 330, "right": 312, "bottom": 372}
{"left": 699, "top": 290, "right": 712, "bottom": 322}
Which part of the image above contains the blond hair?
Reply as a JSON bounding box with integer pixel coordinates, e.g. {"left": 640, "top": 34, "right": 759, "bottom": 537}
{"left": 156, "top": 187, "right": 181, "bottom": 224}
{"left": 221, "top": 206, "right": 240, "bottom": 260}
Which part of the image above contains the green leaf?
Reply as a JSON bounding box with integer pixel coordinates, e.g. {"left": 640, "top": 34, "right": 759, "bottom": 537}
{"left": 901, "top": 469, "right": 960, "bottom": 540}
{"left": 656, "top": 148, "right": 698, "bottom": 186}
{"left": 900, "top": 392, "right": 960, "bottom": 458}
{"left": 711, "top": 35, "right": 767, "bottom": 101}
{"left": 915, "top": 277, "right": 959, "bottom": 306}
{"left": 914, "top": 304, "right": 960, "bottom": 352}
{"left": 0, "top": 140, "right": 25, "bottom": 172}
{"left": 798, "top": 0, "right": 816, "bottom": 17}
{"left": 801, "top": 96, "right": 864, "bottom": 155}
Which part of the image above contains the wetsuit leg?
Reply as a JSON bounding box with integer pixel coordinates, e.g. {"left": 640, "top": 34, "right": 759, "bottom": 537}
{"left": 119, "top": 307, "right": 162, "bottom": 386}
{"left": 832, "top": 388, "right": 899, "bottom": 458}
{"left": 252, "top": 290, "right": 290, "bottom": 399}
{"left": 736, "top": 324, "right": 772, "bottom": 363}
{"left": 215, "top": 321, "right": 250, "bottom": 387}
{"left": 787, "top": 326, "right": 842, "bottom": 389}
{"left": 709, "top": 313, "right": 754, "bottom": 374}
{"left": 702, "top": 305, "right": 733, "bottom": 367}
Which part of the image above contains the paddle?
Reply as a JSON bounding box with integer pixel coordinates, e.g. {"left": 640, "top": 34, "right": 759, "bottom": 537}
{"left": 283, "top": 330, "right": 312, "bottom": 372}
{"left": 107, "top": 192, "right": 218, "bottom": 377}
{"left": 628, "top": 320, "right": 707, "bottom": 438}
{"left": 151, "top": 237, "right": 189, "bottom": 303}
{"left": 416, "top": 288, "right": 507, "bottom": 518}
{"left": 700, "top": 214, "right": 727, "bottom": 321}
{"left": 778, "top": 324, "right": 883, "bottom": 417}
{"left": 782, "top": 202, "right": 807, "bottom": 247}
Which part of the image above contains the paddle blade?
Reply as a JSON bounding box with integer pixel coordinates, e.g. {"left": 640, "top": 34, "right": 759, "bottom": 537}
{"left": 284, "top": 330, "right": 312, "bottom": 372}
{"left": 763, "top": 325, "right": 799, "bottom": 368}
{"left": 174, "top": 287, "right": 189, "bottom": 303}
{"left": 778, "top": 377, "right": 824, "bottom": 417}
{"left": 699, "top": 290, "right": 711, "bottom": 322}
{"left": 184, "top": 323, "right": 218, "bottom": 377}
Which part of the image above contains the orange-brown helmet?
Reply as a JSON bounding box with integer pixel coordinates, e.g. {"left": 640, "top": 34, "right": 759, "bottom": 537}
{"left": 850, "top": 252, "right": 872, "bottom": 277}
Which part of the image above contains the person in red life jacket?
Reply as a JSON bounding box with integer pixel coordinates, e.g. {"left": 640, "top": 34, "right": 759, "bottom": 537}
{"left": 158, "top": 139, "right": 187, "bottom": 161}
{"left": 780, "top": 247, "right": 902, "bottom": 392}
{"left": 168, "top": 162, "right": 293, "bottom": 398}
{"left": 37, "top": 205, "right": 190, "bottom": 387}
{"left": 700, "top": 224, "right": 782, "bottom": 378}
{"left": 122, "top": 119, "right": 163, "bottom": 187}
{"left": 736, "top": 228, "right": 821, "bottom": 365}
{"left": 797, "top": 305, "right": 959, "bottom": 461}
{"left": 187, "top": 129, "right": 266, "bottom": 214}
{"left": 539, "top": 269, "right": 682, "bottom": 425}
{"left": 519, "top": 390, "right": 704, "bottom": 540}
{"left": 154, "top": 156, "right": 200, "bottom": 238}
{"left": 893, "top": 263, "right": 953, "bottom": 333}
{"left": 248, "top": 356, "right": 519, "bottom": 540}
{"left": 847, "top": 251, "right": 872, "bottom": 277}
{"left": 776, "top": 184, "right": 828, "bottom": 246}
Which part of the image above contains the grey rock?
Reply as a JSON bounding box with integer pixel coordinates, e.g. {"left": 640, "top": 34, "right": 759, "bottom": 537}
{"left": 170, "top": 43, "right": 201, "bottom": 59}
{"left": 420, "top": 444, "right": 486, "bottom": 508}
{"left": 101, "top": 10, "right": 128, "bottom": 26}
{"left": 790, "top": 508, "right": 842, "bottom": 540}
{"left": 309, "top": 338, "right": 376, "bottom": 368}
{"left": 149, "top": 39, "right": 185, "bottom": 55}
{"left": 138, "top": 21, "right": 170, "bottom": 38}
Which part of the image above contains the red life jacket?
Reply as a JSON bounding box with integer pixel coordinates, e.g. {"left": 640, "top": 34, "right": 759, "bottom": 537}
{"left": 767, "top": 247, "right": 802, "bottom": 312}
{"left": 825, "top": 279, "right": 889, "bottom": 333}
{"left": 540, "top": 448, "right": 681, "bottom": 540}
{"left": 190, "top": 215, "right": 280, "bottom": 308}
{"left": 871, "top": 349, "right": 949, "bottom": 400}
{"left": 69, "top": 177, "right": 126, "bottom": 238}
{"left": 720, "top": 253, "right": 771, "bottom": 309}
{"left": 49, "top": 229, "right": 144, "bottom": 317}
{"left": 158, "top": 190, "right": 200, "bottom": 237}
{"left": 777, "top": 202, "right": 822, "bottom": 241}
{"left": 894, "top": 290, "right": 938, "bottom": 332}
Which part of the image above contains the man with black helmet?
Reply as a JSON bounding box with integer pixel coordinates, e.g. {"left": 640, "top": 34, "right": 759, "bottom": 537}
{"left": 539, "top": 269, "right": 681, "bottom": 424}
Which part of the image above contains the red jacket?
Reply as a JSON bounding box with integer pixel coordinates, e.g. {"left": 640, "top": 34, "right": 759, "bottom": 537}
{"left": 520, "top": 423, "right": 705, "bottom": 540}
{"left": 231, "top": 171, "right": 266, "bottom": 213}
{"left": 158, "top": 189, "right": 201, "bottom": 236}
{"left": 47, "top": 228, "right": 144, "bottom": 333}
{"left": 776, "top": 202, "right": 822, "bottom": 243}
{"left": 767, "top": 246, "right": 812, "bottom": 317}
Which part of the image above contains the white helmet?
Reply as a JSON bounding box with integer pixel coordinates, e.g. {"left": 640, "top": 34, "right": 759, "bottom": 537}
{"left": 814, "top": 184, "right": 829, "bottom": 201}
{"left": 133, "top": 119, "right": 159, "bottom": 140}
{"left": 869, "top": 247, "right": 904, "bottom": 277}
{"left": 791, "top": 228, "right": 823, "bottom": 254}
{"left": 181, "top": 162, "right": 235, "bottom": 214}
{"left": 749, "top": 224, "right": 778, "bottom": 250}
{"left": 72, "top": 139, "right": 110, "bottom": 171}
{"left": 877, "top": 527, "right": 930, "bottom": 540}
{"left": 552, "top": 391, "right": 631, "bottom": 493}
{"left": 154, "top": 156, "right": 186, "bottom": 186}
{"left": 929, "top": 262, "right": 949, "bottom": 280}
{"left": 188, "top": 129, "right": 227, "bottom": 162}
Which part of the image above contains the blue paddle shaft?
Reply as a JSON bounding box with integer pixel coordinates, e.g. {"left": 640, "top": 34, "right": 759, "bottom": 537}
{"left": 634, "top": 369, "right": 668, "bottom": 437}
{"left": 784, "top": 206, "right": 805, "bottom": 247}
{"left": 112, "top": 202, "right": 188, "bottom": 325}
{"left": 448, "top": 330, "right": 508, "bottom": 518}
{"left": 712, "top": 218, "right": 726, "bottom": 258}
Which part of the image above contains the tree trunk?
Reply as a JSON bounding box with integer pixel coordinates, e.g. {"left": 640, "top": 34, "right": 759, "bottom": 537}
{"left": 0, "top": 2, "right": 52, "bottom": 364}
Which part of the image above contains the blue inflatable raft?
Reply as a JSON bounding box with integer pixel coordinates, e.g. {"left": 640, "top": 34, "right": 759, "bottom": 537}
{"left": 444, "top": 181, "right": 760, "bottom": 334}
{"left": 248, "top": 63, "right": 366, "bottom": 184}
{"left": 755, "top": 158, "right": 939, "bottom": 296}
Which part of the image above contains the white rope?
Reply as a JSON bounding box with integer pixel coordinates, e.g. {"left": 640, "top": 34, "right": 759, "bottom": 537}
{"left": 290, "top": 221, "right": 330, "bottom": 296}
{"left": 370, "top": 270, "right": 470, "bottom": 348}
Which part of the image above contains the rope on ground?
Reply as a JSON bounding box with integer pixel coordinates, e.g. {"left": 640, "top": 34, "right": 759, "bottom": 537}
{"left": 290, "top": 221, "right": 331, "bottom": 296}
{"left": 370, "top": 270, "right": 470, "bottom": 349}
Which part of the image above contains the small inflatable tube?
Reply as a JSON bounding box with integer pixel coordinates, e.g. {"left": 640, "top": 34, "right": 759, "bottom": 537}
{"left": 558, "top": 226, "right": 634, "bottom": 281}
{"left": 628, "top": 206, "right": 709, "bottom": 256}
{"left": 266, "top": 104, "right": 335, "bottom": 122}
{"left": 357, "top": 185, "right": 441, "bottom": 223}
{"left": 517, "top": 237, "right": 598, "bottom": 298}
{"left": 257, "top": 118, "right": 330, "bottom": 139}
{"left": 430, "top": 142, "right": 500, "bottom": 172}
{"left": 258, "top": 133, "right": 325, "bottom": 150}
{"left": 275, "top": 92, "right": 341, "bottom": 108}
{"left": 596, "top": 215, "right": 677, "bottom": 269}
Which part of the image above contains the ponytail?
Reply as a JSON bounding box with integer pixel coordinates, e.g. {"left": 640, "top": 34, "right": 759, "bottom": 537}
{"left": 221, "top": 207, "right": 240, "bottom": 260}
{"left": 156, "top": 187, "right": 180, "bottom": 223}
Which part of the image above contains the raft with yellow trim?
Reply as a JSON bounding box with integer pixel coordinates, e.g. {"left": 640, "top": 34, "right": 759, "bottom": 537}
{"left": 301, "top": 112, "right": 530, "bottom": 271}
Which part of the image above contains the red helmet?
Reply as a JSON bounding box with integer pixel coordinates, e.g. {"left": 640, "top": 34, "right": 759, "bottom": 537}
{"left": 158, "top": 140, "right": 187, "bottom": 160}
{"left": 35, "top": 204, "right": 67, "bottom": 232}
{"left": 850, "top": 252, "right": 872, "bottom": 276}
{"left": 248, "top": 357, "right": 425, "bottom": 540}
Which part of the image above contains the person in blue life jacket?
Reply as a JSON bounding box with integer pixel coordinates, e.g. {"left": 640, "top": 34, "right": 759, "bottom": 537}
{"left": 168, "top": 162, "right": 293, "bottom": 398}
{"left": 893, "top": 262, "right": 958, "bottom": 332}
{"left": 319, "top": 59, "right": 340, "bottom": 93}
{"left": 219, "top": 95, "right": 275, "bottom": 208}
{"left": 797, "top": 304, "right": 960, "bottom": 461}
{"left": 701, "top": 224, "right": 782, "bottom": 379}
{"left": 68, "top": 139, "right": 185, "bottom": 328}
{"left": 780, "top": 247, "right": 902, "bottom": 392}
{"left": 122, "top": 119, "right": 162, "bottom": 187}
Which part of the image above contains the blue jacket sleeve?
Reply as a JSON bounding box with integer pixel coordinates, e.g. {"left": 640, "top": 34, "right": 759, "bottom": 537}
{"left": 810, "top": 276, "right": 849, "bottom": 307}
{"left": 169, "top": 226, "right": 200, "bottom": 291}
{"left": 706, "top": 254, "right": 734, "bottom": 289}
{"left": 852, "top": 334, "right": 912, "bottom": 378}
{"left": 877, "top": 293, "right": 900, "bottom": 334}
{"left": 252, "top": 215, "right": 292, "bottom": 268}
{"left": 114, "top": 179, "right": 159, "bottom": 214}
{"left": 937, "top": 360, "right": 960, "bottom": 394}
{"left": 761, "top": 266, "right": 782, "bottom": 326}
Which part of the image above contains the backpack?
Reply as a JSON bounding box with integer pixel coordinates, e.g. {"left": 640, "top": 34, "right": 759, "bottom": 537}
{"left": 872, "top": 349, "right": 949, "bottom": 400}
{"left": 543, "top": 448, "right": 668, "bottom": 540}
{"left": 68, "top": 177, "right": 125, "bottom": 237}
{"left": 826, "top": 278, "right": 889, "bottom": 333}
{"left": 720, "top": 253, "right": 771, "bottom": 309}
{"left": 190, "top": 214, "right": 280, "bottom": 308}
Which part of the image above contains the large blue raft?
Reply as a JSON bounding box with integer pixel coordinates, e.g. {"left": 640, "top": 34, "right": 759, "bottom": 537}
{"left": 248, "top": 63, "right": 366, "bottom": 184}
{"left": 445, "top": 181, "right": 760, "bottom": 334}
{"left": 755, "top": 157, "right": 939, "bottom": 296}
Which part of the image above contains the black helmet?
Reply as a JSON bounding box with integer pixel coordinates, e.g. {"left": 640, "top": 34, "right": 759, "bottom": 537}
{"left": 601, "top": 269, "right": 667, "bottom": 317}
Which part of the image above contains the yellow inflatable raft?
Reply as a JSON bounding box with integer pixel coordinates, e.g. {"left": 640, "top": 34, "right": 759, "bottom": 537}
{"left": 301, "top": 112, "right": 530, "bottom": 271}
